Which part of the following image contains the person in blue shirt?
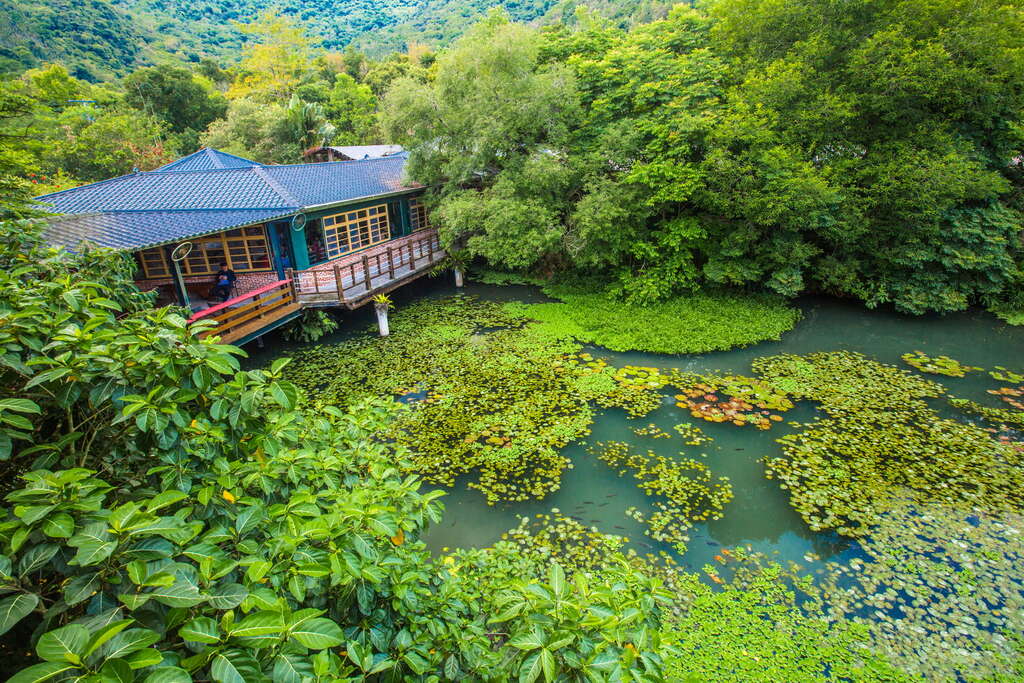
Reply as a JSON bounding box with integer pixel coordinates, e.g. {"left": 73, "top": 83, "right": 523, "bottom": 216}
{"left": 209, "top": 263, "right": 236, "bottom": 301}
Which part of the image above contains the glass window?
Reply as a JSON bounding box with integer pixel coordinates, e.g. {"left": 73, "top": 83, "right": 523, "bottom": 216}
{"left": 138, "top": 225, "right": 273, "bottom": 277}
{"left": 409, "top": 197, "right": 431, "bottom": 232}
{"left": 137, "top": 248, "right": 170, "bottom": 278}
{"left": 321, "top": 204, "right": 391, "bottom": 259}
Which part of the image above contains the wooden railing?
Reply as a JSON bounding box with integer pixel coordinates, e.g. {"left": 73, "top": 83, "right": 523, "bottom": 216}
{"left": 188, "top": 279, "right": 300, "bottom": 344}
{"left": 290, "top": 230, "right": 443, "bottom": 306}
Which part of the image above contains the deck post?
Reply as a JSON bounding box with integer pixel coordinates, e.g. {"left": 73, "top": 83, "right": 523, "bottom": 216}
{"left": 387, "top": 247, "right": 395, "bottom": 278}
{"left": 428, "top": 235, "right": 434, "bottom": 262}
{"left": 362, "top": 255, "right": 372, "bottom": 290}
{"left": 284, "top": 270, "right": 298, "bottom": 301}
{"left": 409, "top": 241, "right": 416, "bottom": 269}
{"left": 333, "top": 265, "right": 344, "bottom": 302}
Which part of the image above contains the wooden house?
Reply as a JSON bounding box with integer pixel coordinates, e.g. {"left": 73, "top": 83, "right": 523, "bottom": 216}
{"left": 36, "top": 148, "right": 442, "bottom": 344}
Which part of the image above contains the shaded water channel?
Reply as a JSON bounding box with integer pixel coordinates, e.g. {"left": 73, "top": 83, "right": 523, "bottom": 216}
{"left": 251, "top": 280, "right": 1024, "bottom": 575}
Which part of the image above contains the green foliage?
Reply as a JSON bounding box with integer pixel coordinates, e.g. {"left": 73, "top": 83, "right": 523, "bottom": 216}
{"left": 280, "top": 309, "right": 338, "bottom": 343}
{"left": 0, "top": 0, "right": 144, "bottom": 81}
{"left": 509, "top": 283, "right": 800, "bottom": 354}
{"left": 39, "top": 106, "right": 174, "bottom": 181}
{"left": 200, "top": 99, "right": 300, "bottom": 164}
{"left": 123, "top": 65, "right": 227, "bottom": 146}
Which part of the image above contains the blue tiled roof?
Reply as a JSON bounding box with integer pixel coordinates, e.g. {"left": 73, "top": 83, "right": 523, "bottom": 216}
{"left": 152, "top": 148, "right": 262, "bottom": 172}
{"left": 266, "top": 154, "right": 410, "bottom": 207}
{"left": 43, "top": 209, "right": 295, "bottom": 250}
{"left": 36, "top": 149, "right": 419, "bottom": 251}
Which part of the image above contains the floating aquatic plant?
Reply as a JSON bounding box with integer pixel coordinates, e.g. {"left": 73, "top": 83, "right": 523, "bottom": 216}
{"left": 990, "top": 366, "right": 1024, "bottom": 383}
{"left": 591, "top": 441, "right": 733, "bottom": 545}
{"left": 752, "top": 350, "right": 944, "bottom": 415}
{"left": 901, "top": 350, "right": 982, "bottom": 377}
{"left": 949, "top": 396, "right": 1024, "bottom": 429}
{"left": 754, "top": 352, "right": 1024, "bottom": 536}
{"left": 674, "top": 423, "right": 713, "bottom": 446}
{"left": 987, "top": 384, "right": 1024, "bottom": 411}
{"left": 815, "top": 502, "right": 1024, "bottom": 679}
{"left": 281, "top": 296, "right": 619, "bottom": 503}
{"left": 632, "top": 423, "right": 672, "bottom": 439}
{"left": 672, "top": 374, "right": 792, "bottom": 429}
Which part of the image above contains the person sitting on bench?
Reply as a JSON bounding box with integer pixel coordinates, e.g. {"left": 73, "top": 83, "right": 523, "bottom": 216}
{"left": 209, "top": 263, "right": 236, "bottom": 302}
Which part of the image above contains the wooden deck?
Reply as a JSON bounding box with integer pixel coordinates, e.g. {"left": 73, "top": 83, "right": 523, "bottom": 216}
{"left": 188, "top": 279, "right": 301, "bottom": 345}
{"left": 289, "top": 230, "right": 444, "bottom": 309}
{"left": 185, "top": 230, "right": 445, "bottom": 345}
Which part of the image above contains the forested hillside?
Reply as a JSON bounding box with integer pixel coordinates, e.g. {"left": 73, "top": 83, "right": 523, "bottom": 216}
{"left": 0, "top": 0, "right": 673, "bottom": 79}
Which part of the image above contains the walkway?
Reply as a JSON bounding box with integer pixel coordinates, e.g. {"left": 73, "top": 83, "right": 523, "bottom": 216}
{"left": 290, "top": 229, "right": 444, "bottom": 309}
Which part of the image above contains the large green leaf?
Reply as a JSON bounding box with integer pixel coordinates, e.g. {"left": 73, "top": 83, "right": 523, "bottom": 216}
{"left": 148, "top": 580, "right": 204, "bottom": 608}
{"left": 5, "top": 662, "right": 79, "bottom": 683}
{"left": 0, "top": 398, "right": 41, "bottom": 414}
{"left": 0, "top": 593, "right": 39, "bottom": 635}
{"left": 82, "top": 619, "right": 132, "bottom": 659}
{"left": 37, "top": 623, "right": 89, "bottom": 663}
{"left": 63, "top": 573, "right": 99, "bottom": 606}
{"left": 228, "top": 610, "right": 285, "bottom": 638}
{"left": 518, "top": 651, "right": 543, "bottom": 683}
{"left": 272, "top": 654, "right": 314, "bottom": 683}
{"left": 210, "top": 650, "right": 260, "bottom": 683}
{"left": 289, "top": 617, "right": 344, "bottom": 649}
{"left": 41, "top": 513, "right": 74, "bottom": 539}
{"left": 180, "top": 616, "right": 220, "bottom": 644}
{"left": 99, "top": 658, "right": 132, "bottom": 683}
{"left": 100, "top": 628, "right": 160, "bottom": 660}
{"left": 508, "top": 626, "right": 546, "bottom": 651}
{"left": 205, "top": 582, "right": 247, "bottom": 610}
{"left": 142, "top": 667, "right": 192, "bottom": 683}
{"left": 68, "top": 524, "right": 116, "bottom": 566}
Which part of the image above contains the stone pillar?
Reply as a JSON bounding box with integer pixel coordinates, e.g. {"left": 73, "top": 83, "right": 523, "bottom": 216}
{"left": 454, "top": 267, "right": 464, "bottom": 288}
{"left": 375, "top": 304, "right": 390, "bottom": 337}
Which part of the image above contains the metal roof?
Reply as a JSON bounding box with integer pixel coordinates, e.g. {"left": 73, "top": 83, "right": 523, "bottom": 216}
{"left": 320, "top": 145, "right": 404, "bottom": 160}
{"left": 42, "top": 209, "right": 296, "bottom": 250}
{"left": 36, "top": 150, "right": 418, "bottom": 251}
{"left": 152, "top": 148, "right": 262, "bottom": 172}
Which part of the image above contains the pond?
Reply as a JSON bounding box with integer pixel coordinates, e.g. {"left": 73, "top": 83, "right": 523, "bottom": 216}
{"left": 250, "top": 278, "right": 1024, "bottom": 677}
{"left": 421, "top": 287, "right": 1019, "bottom": 562}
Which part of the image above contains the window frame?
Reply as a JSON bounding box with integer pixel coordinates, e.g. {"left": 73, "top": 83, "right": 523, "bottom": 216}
{"left": 135, "top": 225, "right": 273, "bottom": 278}
{"left": 409, "top": 197, "right": 431, "bottom": 232}
{"left": 320, "top": 203, "right": 392, "bottom": 259}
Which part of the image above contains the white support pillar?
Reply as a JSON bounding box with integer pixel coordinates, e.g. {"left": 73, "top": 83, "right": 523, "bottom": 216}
{"left": 375, "top": 305, "right": 390, "bottom": 336}
{"left": 454, "top": 267, "right": 464, "bottom": 288}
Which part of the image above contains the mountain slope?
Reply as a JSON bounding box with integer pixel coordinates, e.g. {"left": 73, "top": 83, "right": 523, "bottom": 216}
{"left": 0, "top": 0, "right": 674, "bottom": 78}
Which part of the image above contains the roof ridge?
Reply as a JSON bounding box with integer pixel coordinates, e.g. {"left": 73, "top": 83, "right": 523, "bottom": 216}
{"left": 252, "top": 166, "right": 301, "bottom": 207}
{"left": 205, "top": 148, "right": 225, "bottom": 169}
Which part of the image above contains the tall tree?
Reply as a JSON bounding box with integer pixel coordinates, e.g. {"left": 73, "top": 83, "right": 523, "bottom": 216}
{"left": 227, "top": 10, "right": 316, "bottom": 102}
{"left": 382, "top": 10, "right": 580, "bottom": 268}
{"left": 123, "top": 65, "right": 227, "bottom": 149}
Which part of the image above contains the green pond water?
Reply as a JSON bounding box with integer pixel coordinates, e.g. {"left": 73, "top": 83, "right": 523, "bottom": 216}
{"left": 251, "top": 280, "right": 1024, "bottom": 577}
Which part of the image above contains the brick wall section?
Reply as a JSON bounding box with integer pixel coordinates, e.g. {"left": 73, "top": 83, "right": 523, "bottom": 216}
{"left": 135, "top": 271, "right": 280, "bottom": 297}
